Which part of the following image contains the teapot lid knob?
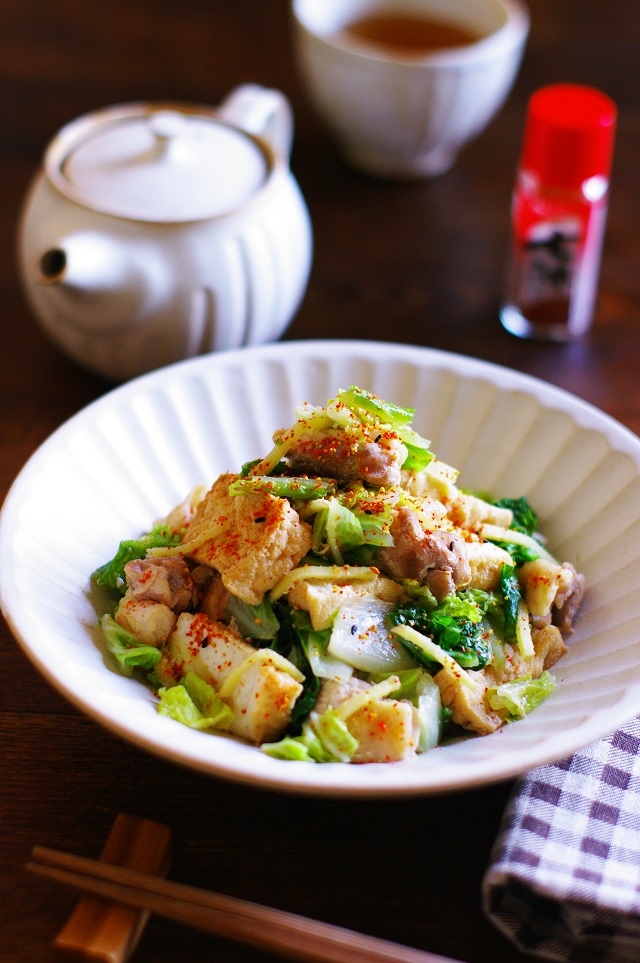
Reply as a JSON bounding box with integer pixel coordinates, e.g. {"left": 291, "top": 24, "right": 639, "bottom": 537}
{"left": 148, "top": 110, "right": 189, "bottom": 142}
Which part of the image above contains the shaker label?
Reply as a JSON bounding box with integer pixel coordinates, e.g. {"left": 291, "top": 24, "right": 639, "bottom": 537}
{"left": 517, "top": 217, "right": 582, "bottom": 305}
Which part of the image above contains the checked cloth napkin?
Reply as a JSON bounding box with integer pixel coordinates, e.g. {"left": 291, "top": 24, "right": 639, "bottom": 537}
{"left": 483, "top": 716, "right": 640, "bottom": 963}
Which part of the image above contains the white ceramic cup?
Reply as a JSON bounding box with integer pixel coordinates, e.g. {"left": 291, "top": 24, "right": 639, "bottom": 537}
{"left": 292, "top": 0, "right": 530, "bottom": 178}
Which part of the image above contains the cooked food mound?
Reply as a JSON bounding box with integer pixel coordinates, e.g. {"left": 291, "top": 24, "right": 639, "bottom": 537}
{"left": 93, "top": 387, "right": 585, "bottom": 764}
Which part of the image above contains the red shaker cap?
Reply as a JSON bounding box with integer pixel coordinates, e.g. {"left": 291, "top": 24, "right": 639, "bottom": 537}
{"left": 520, "top": 83, "right": 617, "bottom": 192}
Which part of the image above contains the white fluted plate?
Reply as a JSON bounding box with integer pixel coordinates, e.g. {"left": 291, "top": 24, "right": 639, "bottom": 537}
{"left": 2, "top": 340, "right": 640, "bottom": 797}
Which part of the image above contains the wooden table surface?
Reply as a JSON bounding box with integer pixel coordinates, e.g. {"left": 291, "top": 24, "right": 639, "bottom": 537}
{"left": 1, "top": 2, "right": 639, "bottom": 961}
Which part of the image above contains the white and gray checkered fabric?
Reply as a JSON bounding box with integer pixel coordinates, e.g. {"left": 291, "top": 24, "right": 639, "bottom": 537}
{"left": 483, "top": 717, "right": 640, "bottom": 962}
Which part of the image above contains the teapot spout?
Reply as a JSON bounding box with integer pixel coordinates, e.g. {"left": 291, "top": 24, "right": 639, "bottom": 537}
{"left": 34, "top": 231, "right": 131, "bottom": 293}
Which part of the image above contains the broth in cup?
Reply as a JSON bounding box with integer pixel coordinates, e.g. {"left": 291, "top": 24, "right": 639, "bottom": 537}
{"left": 340, "top": 12, "right": 482, "bottom": 54}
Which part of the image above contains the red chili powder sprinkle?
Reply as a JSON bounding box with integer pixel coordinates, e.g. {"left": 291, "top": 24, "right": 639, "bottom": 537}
{"left": 358, "top": 498, "right": 386, "bottom": 516}
{"left": 530, "top": 573, "right": 552, "bottom": 588}
{"left": 218, "top": 533, "right": 242, "bottom": 560}
{"left": 165, "top": 660, "right": 184, "bottom": 683}
{"left": 185, "top": 612, "right": 213, "bottom": 653}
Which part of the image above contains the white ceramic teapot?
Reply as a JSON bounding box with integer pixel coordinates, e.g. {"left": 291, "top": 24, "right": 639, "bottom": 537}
{"left": 17, "top": 85, "right": 313, "bottom": 381}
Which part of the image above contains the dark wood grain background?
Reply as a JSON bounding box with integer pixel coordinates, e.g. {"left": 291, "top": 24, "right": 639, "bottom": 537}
{"left": 1, "top": 2, "right": 638, "bottom": 960}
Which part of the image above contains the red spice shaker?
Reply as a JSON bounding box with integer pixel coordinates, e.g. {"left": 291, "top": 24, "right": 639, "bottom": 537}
{"left": 501, "top": 83, "right": 617, "bottom": 341}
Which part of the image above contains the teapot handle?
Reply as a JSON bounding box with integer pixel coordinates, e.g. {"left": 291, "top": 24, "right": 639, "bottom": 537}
{"left": 217, "top": 84, "right": 293, "bottom": 161}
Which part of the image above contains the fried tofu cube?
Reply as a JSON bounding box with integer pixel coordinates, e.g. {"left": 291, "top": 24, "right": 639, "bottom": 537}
{"left": 224, "top": 657, "right": 304, "bottom": 745}
{"left": 115, "top": 596, "right": 176, "bottom": 647}
{"left": 160, "top": 612, "right": 303, "bottom": 744}
{"left": 183, "top": 473, "right": 312, "bottom": 605}
{"left": 466, "top": 540, "right": 514, "bottom": 591}
{"left": 485, "top": 624, "right": 566, "bottom": 683}
{"left": 448, "top": 492, "right": 513, "bottom": 532}
{"left": 348, "top": 699, "right": 418, "bottom": 763}
{"left": 158, "top": 611, "right": 252, "bottom": 686}
{"left": 314, "top": 678, "right": 418, "bottom": 763}
{"left": 434, "top": 665, "right": 503, "bottom": 735}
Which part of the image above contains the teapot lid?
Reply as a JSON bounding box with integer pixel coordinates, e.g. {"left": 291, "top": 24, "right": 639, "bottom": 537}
{"left": 46, "top": 103, "right": 271, "bottom": 222}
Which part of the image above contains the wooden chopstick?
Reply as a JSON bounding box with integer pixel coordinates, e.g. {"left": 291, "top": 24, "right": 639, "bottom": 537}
{"left": 28, "top": 845, "right": 463, "bottom": 963}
